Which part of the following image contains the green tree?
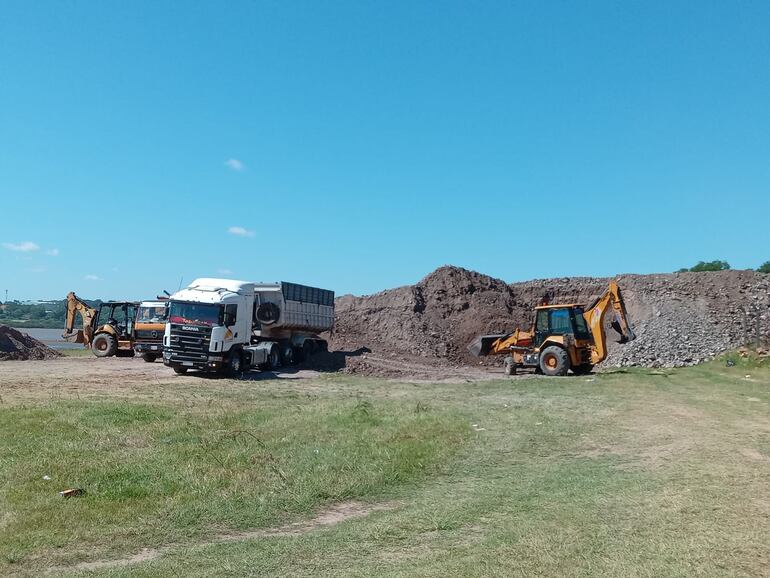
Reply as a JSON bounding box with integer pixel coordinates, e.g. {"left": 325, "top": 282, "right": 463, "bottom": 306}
{"left": 678, "top": 260, "right": 731, "bottom": 273}
{"left": 757, "top": 261, "right": 770, "bottom": 273}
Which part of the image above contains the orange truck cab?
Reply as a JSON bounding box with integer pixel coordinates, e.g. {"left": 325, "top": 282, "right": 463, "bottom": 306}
{"left": 134, "top": 301, "right": 168, "bottom": 362}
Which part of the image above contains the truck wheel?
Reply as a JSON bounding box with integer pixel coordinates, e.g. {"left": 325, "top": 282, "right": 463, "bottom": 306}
{"left": 281, "top": 346, "right": 295, "bottom": 365}
{"left": 173, "top": 366, "right": 188, "bottom": 375}
{"left": 226, "top": 349, "right": 243, "bottom": 376}
{"left": 92, "top": 333, "right": 117, "bottom": 357}
{"left": 539, "top": 346, "right": 569, "bottom": 376}
{"left": 303, "top": 340, "right": 316, "bottom": 359}
{"left": 141, "top": 353, "right": 158, "bottom": 363}
{"left": 504, "top": 356, "right": 516, "bottom": 376}
{"left": 267, "top": 345, "right": 280, "bottom": 370}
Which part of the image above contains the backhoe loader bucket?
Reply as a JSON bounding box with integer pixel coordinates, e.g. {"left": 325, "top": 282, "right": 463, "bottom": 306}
{"left": 62, "top": 329, "right": 87, "bottom": 344}
{"left": 467, "top": 334, "right": 507, "bottom": 357}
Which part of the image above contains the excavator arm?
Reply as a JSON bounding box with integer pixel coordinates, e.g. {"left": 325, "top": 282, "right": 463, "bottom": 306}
{"left": 583, "top": 280, "right": 635, "bottom": 364}
{"left": 62, "top": 291, "right": 98, "bottom": 347}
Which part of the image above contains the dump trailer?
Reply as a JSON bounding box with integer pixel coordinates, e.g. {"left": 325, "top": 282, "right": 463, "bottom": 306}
{"left": 162, "top": 278, "right": 334, "bottom": 375}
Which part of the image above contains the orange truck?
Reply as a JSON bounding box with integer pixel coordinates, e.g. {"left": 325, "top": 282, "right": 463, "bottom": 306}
{"left": 133, "top": 300, "right": 168, "bottom": 362}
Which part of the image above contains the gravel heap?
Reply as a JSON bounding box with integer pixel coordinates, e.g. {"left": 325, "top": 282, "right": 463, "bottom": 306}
{"left": 327, "top": 266, "right": 770, "bottom": 372}
{"left": 0, "top": 325, "right": 63, "bottom": 361}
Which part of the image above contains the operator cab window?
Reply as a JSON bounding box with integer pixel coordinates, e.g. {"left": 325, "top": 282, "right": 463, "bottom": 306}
{"left": 549, "top": 309, "right": 572, "bottom": 334}
{"left": 536, "top": 310, "right": 549, "bottom": 332}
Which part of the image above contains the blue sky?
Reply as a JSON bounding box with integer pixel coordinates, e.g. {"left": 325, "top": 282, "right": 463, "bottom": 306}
{"left": 1, "top": 1, "right": 768, "bottom": 301}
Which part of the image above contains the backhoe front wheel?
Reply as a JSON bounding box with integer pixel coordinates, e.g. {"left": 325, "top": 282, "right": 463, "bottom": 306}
{"left": 92, "top": 333, "right": 117, "bottom": 358}
{"left": 539, "top": 346, "right": 569, "bottom": 376}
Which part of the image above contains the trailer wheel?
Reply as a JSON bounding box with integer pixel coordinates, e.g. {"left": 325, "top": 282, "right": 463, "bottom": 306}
{"left": 92, "top": 333, "right": 117, "bottom": 357}
{"left": 539, "top": 346, "right": 569, "bottom": 376}
{"left": 303, "top": 339, "right": 316, "bottom": 359}
{"left": 267, "top": 345, "right": 280, "bottom": 370}
{"left": 141, "top": 353, "right": 158, "bottom": 363}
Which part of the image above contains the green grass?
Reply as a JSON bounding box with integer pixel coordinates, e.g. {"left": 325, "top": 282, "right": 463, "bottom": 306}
{"left": 58, "top": 348, "right": 93, "bottom": 357}
{"left": 1, "top": 359, "right": 769, "bottom": 576}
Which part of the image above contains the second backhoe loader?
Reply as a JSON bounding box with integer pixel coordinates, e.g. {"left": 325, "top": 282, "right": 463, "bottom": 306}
{"left": 468, "top": 281, "right": 635, "bottom": 376}
{"left": 63, "top": 292, "right": 138, "bottom": 357}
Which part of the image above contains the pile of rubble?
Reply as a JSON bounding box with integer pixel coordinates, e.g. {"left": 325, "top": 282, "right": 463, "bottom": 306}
{"left": 0, "top": 325, "right": 62, "bottom": 361}
{"left": 326, "top": 266, "right": 770, "bottom": 372}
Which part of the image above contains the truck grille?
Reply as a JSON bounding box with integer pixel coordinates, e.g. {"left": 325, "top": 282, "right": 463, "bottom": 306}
{"left": 167, "top": 324, "right": 212, "bottom": 363}
{"left": 135, "top": 329, "right": 162, "bottom": 341}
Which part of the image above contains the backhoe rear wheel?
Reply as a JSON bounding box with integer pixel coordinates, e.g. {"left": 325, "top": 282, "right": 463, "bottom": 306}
{"left": 539, "top": 346, "right": 569, "bottom": 376}
{"left": 92, "top": 333, "right": 117, "bottom": 358}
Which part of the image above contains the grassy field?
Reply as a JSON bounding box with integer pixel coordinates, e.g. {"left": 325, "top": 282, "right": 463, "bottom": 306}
{"left": 1, "top": 356, "right": 769, "bottom": 576}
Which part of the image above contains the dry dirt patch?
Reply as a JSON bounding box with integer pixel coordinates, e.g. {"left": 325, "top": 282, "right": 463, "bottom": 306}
{"left": 52, "top": 501, "right": 396, "bottom": 574}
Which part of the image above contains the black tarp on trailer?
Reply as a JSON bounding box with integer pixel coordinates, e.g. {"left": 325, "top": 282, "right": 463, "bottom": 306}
{"left": 280, "top": 282, "right": 334, "bottom": 307}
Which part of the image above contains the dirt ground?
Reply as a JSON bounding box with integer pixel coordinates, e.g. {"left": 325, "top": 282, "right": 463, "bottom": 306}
{"left": 0, "top": 355, "right": 500, "bottom": 404}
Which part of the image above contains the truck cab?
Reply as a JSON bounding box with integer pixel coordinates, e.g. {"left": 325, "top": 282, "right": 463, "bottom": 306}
{"left": 162, "top": 278, "right": 334, "bottom": 376}
{"left": 133, "top": 300, "right": 168, "bottom": 362}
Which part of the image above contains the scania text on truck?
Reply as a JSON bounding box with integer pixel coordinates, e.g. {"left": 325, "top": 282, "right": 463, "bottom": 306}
{"left": 162, "top": 278, "right": 334, "bottom": 375}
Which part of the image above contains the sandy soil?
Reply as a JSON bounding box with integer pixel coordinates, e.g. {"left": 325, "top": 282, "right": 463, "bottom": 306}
{"left": 0, "top": 355, "right": 503, "bottom": 404}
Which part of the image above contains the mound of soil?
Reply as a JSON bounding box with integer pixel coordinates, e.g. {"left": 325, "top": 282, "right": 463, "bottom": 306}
{"left": 326, "top": 266, "right": 770, "bottom": 374}
{"left": 0, "top": 325, "right": 63, "bottom": 361}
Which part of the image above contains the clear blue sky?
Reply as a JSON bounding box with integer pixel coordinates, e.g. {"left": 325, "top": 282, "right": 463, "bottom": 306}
{"left": 1, "top": 1, "right": 768, "bottom": 301}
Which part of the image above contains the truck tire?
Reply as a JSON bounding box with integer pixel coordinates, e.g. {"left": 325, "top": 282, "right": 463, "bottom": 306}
{"left": 256, "top": 303, "right": 281, "bottom": 325}
{"left": 141, "top": 353, "right": 158, "bottom": 363}
{"left": 173, "top": 366, "right": 188, "bottom": 374}
{"left": 267, "top": 345, "right": 280, "bottom": 370}
{"left": 539, "top": 346, "right": 569, "bottom": 376}
{"left": 92, "top": 333, "right": 117, "bottom": 357}
{"left": 504, "top": 356, "right": 516, "bottom": 376}
{"left": 226, "top": 348, "right": 243, "bottom": 377}
{"left": 281, "top": 346, "right": 295, "bottom": 366}
{"left": 303, "top": 339, "right": 316, "bottom": 359}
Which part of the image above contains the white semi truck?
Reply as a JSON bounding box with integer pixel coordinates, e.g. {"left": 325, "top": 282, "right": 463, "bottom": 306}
{"left": 162, "top": 278, "right": 334, "bottom": 375}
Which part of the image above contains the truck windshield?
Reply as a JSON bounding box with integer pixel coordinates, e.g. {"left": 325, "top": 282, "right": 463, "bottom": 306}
{"left": 137, "top": 306, "right": 167, "bottom": 323}
{"left": 168, "top": 302, "right": 221, "bottom": 327}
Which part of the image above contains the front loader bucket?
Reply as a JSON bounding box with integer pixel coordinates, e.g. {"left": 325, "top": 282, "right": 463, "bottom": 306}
{"left": 467, "top": 334, "right": 507, "bottom": 357}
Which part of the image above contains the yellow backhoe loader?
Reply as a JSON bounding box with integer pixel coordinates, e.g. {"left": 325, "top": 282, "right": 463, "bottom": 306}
{"left": 468, "top": 281, "right": 635, "bottom": 376}
{"left": 63, "top": 292, "right": 138, "bottom": 357}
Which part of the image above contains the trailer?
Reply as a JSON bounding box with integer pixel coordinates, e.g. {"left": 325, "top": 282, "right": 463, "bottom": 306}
{"left": 162, "top": 278, "right": 334, "bottom": 375}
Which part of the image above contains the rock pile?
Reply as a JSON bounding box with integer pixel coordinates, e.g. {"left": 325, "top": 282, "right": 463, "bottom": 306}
{"left": 0, "top": 325, "right": 63, "bottom": 361}
{"left": 327, "top": 266, "right": 770, "bottom": 372}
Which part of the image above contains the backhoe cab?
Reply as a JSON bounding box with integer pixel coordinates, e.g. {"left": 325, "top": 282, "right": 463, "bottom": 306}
{"left": 468, "top": 281, "right": 635, "bottom": 376}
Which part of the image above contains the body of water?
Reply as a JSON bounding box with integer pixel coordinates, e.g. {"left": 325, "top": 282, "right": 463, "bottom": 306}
{"left": 20, "top": 328, "right": 84, "bottom": 350}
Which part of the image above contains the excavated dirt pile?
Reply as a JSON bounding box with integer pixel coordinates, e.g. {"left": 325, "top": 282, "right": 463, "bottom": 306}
{"left": 326, "top": 266, "right": 770, "bottom": 374}
{"left": 0, "top": 326, "right": 62, "bottom": 361}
